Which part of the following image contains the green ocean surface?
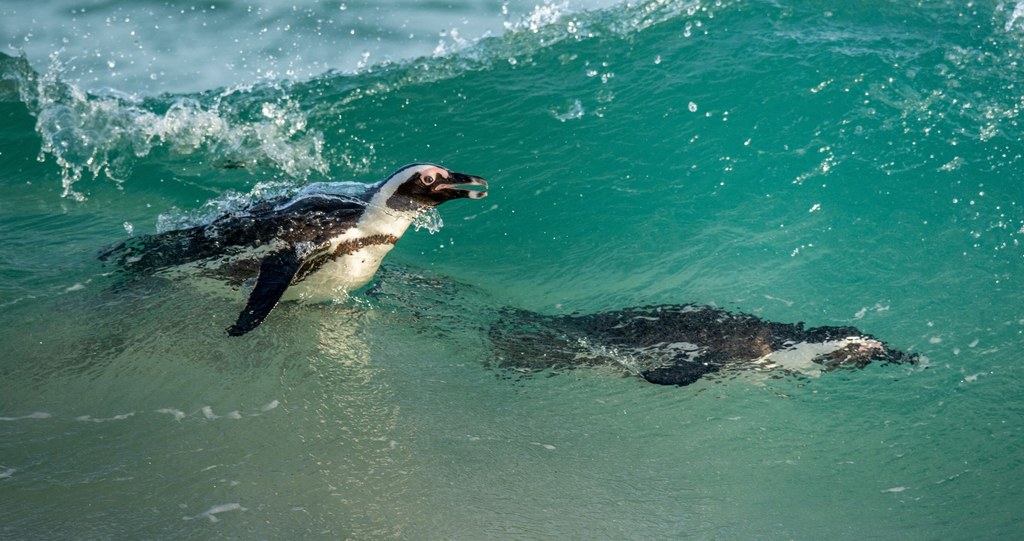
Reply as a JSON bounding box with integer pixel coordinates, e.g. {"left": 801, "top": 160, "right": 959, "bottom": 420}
{"left": 1, "top": 0, "right": 1022, "bottom": 538}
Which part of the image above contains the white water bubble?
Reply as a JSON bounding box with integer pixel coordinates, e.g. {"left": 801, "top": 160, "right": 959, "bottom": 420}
{"left": 554, "top": 99, "right": 584, "bottom": 122}
{"left": 412, "top": 207, "right": 445, "bottom": 234}
{"left": 688, "top": 101, "right": 698, "bottom": 113}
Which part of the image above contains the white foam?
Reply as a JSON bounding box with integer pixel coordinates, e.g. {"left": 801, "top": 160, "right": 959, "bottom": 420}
{"left": 156, "top": 408, "right": 187, "bottom": 421}
{"left": 763, "top": 294, "right": 795, "bottom": 307}
{"left": 0, "top": 412, "right": 52, "bottom": 422}
{"left": 0, "top": 468, "right": 16, "bottom": 479}
{"left": 202, "top": 406, "right": 243, "bottom": 420}
{"left": 3, "top": 403, "right": 280, "bottom": 425}
{"left": 75, "top": 412, "right": 135, "bottom": 423}
{"left": 183, "top": 503, "right": 247, "bottom": 523}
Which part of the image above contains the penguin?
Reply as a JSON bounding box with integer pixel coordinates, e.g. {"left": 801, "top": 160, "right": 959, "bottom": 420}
{"left": 488, "top": 304, "right": 918, "bottom": 385}
{"left": 101, "top": 163, "right": 488, "bottom": 336}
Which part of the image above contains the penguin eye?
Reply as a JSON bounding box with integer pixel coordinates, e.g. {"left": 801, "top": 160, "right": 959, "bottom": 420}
{"left": 421, "top": 174, "right": 435, "bottom": 185}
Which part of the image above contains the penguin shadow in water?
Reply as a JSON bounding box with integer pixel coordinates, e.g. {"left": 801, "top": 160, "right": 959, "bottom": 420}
{"left": 363, "top": 264, "right": 494, "bottom": 345}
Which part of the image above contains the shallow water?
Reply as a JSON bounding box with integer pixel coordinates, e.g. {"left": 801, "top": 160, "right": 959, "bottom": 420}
{"left": 2, "top": 0, "right": 1023, "bottom": 539}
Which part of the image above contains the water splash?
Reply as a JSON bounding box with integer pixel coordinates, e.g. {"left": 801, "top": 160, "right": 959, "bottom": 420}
{"left": 506, "top": 1, "right": 574, "bottom": 34}
{"left": 154, "top": 180, "right": 294, "bottom": 233}
{"left": 412, "top": 207, "right": 445, "bottom": 234}
{"left": 154, "top": 180, "right": 371, "bottom": 233}
{"left": 553, "top": 99, "right": 585, "bottom": 121}
{"left": 576, "top": 337, "right": 645, "bottom": 377}
{"left": 6, "top": 51, "right": 329, "bottom": 200}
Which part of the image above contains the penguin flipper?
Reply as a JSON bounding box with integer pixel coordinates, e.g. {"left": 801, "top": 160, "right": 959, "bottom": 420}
{"left": 226, "top": 248, "right": 302, "bottom": 336}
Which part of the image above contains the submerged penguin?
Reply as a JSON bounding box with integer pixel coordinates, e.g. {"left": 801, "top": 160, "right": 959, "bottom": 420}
{"left": 101, "top": 163, "right": 488, "bottom": 336}
{"left": 489, "top": 304, "right": 918, "bottom": 386}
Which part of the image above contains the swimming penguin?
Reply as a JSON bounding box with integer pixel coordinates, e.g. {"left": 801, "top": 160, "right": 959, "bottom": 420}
{"left": 101, "top": 163, "right": 488, "bottom": 336}
{"left": 488, "top": 304, "right": 917, "bottom": 385}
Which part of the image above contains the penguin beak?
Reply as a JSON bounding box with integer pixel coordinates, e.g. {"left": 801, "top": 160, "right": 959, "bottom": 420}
{"left": 432, "top": 172, "right": 488, "bottom": 200}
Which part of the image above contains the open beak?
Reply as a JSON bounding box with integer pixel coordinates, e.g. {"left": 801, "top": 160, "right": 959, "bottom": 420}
{"left": 432, "top": 172, "right": 489, "bottom": 200}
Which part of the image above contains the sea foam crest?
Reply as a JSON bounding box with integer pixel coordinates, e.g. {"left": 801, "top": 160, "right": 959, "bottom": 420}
{"left": 408, "top": 0, "right": 727, "bottom": 90}
{"left": 505, "top": 1, "right": 575, "bottom": 34}
{"left": 5, "top": 0, "right": 731, "bottom": 201}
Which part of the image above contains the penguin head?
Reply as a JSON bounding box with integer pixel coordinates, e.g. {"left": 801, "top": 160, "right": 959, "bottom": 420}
{"left": 381, "top": 163, "right": 488, "bottom": 211}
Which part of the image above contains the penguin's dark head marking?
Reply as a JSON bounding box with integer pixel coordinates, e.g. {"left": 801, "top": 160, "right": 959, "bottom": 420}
{"left": 382, "top": 163, "right": 488, "bottom": 211}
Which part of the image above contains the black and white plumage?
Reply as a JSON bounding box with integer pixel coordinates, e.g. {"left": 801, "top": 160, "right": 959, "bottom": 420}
{"left": 489, "top": 304, "right": 918, "bottom": 386}
{"left": 101, "top": 163, "right": 488, "bottom": 336}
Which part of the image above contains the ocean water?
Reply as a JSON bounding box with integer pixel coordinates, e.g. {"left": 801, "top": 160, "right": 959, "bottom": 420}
{"left": 1, "top": 0, "right": 1022, "bottom": 538}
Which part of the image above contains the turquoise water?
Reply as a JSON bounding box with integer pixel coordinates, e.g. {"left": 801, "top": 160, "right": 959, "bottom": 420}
{"left": 2, "top": 0, "right": 1023, "bottom": 538}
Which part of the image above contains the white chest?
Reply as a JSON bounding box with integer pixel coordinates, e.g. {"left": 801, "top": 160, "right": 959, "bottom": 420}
{"left": 281, "top": 206, "right": 416, "bottom": 302}
{"left": 282, "top": 241, "right": 396, "bottom": 301}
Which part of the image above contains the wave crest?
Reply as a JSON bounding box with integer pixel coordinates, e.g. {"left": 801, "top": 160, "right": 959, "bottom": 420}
{"left": 1, "top": 0, "right": 731, "bottom": 200}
